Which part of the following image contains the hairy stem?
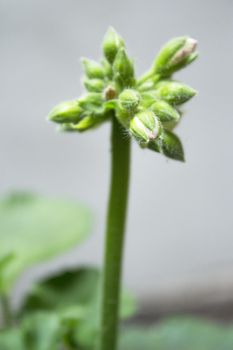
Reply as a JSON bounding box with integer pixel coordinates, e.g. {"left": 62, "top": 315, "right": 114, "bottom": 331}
{"left": 99, "top": 116, "right": 131, "bottom": 350}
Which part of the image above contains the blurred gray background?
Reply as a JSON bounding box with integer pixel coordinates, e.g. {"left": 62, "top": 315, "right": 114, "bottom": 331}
{"left": 1, "top": 0, "right": 233, "bottom": 309}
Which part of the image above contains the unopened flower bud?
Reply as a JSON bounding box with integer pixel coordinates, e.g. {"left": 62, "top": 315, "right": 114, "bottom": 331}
{"left": 156, "top": 81, "right": 196, "bottom": 105}
{"left": 140, "top": 91, "right": 157, "bottom": 108}
{"left": 78, "top": 93, "right": 104, "bottom": 112}
{"left": 73, "top": 116, "right": 100, "bottom": 131}
{"left": 130, "top": 110, "right": 161, "bottom": 144}
{"left": 102, "top": 27, "right": 125, "bottom": 64}
{"left": 81, "top": 58, "right": 105, "bottom": 79}
{"left": 159, "top": 129, "right": 185, "bottom": 161}
{"left": 150, "top": 100, "right": 180, "bottom": 130}
{"left": 113, "top": 48, "right": 135, "bottom": 88}
{"left": 154, "top": 36, "right": 198, "bottom": 76}
{"left": 119, "top": 89, "right": 140, "bottom": 112}
{"left": 170, "top": 38, "right": 197, "bottom": 65}
{"left": 48, "top": 100, "right": 83, "bottom": 124}
{"left": 60, "top": 111, "right": 108, "bottom": 132}
{"left": 101, "top": 59, "right": 112, "bottom": 78}
{"left": 83, "top": 78, "right": 105, "bottom": 92}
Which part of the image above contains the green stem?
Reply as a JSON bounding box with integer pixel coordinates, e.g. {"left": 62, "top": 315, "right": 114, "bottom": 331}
{"left": 137, "top": 70, "right": 154, "bottom": 86}
{"left": 0, "top": 294, "right": 12, "bottom": 328}
{"left": 99, "top": 116, "right": 131, "bottom": 350}
{"left": 137, "top": 71, "right": 160, "bottom": 87}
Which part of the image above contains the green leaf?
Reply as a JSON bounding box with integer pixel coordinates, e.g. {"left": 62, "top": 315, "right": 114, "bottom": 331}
{"left": 20, "top": 267, "right": 136, "bottom": 349}
{"left": 0, "top": 192, "right": 92, "bottom": 292}
{"left": 0, "top": 328, "right": 25, "bottom": 350}
{"left": 120, "top": 317, "right": 233, "bottom": 350}
{"left": 20, "top": 268, "right": 99, "bottom": 315}
{"left": 22, "top": 312, "right": 61, "bottom": 350}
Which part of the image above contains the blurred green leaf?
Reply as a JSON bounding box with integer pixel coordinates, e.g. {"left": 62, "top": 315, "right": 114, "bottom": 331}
{"left": 20, "top": 267, "right": 136, "bottom": 349}
{"left": 20, "top": 268, "right": 99, "bottom": 315}
{"left": 0, "top": 192, "right": 92, "bottom": 292}
{"left": 120, "top": 317, "right": 233, "bottom": 350}
{"left": 0, "top": 328, "right": 25, "bottom": 350}
{"left": 22, "top": 313, "right": 61, "bottom": 350}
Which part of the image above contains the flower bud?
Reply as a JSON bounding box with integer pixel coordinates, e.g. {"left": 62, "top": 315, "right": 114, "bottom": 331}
{"left": 156, "top": 81, "right": 197, "bottom": 105}
{"left": 48, "top": 100, "right": 83, "bottom": 124}
{"left": 159, "top": 129, "right": 185, "bottom": 161}
{"left": 83, "top": 78, "right": 105, "bottom": 92}
{"left": 102, "top": 27, "right": 125, "bottom": 64}
{"left": 72, "top": 116, "right": 100, "bottom": 131}
{"left": 154, "top": 36, "right": 198, "bottom": 76}
{"left": 150, "top": 100, "right": 180, "bottom": 130}
{"left": 113, "top": 48, "right": 135, "bottom": 88}
{"left": 119, "top": 89, "right": 140, "bottom": 112}
{"left": 81, "top": 58, "right": 105, "bottom": 79}
{"left": 140, "top": 92, "right": 157, "bottom": 108}
{"left": 138, "top": 80, "right": 155, "bottom": 92}
{"left": 60, "top": 111, "right": 108, "bottom": 132}
{"left": 78, "top": 93, "right": 104, "bottom": 112}
{"left": 101, "top": 59, "right": 112, "bottom": 78}
{"left": 130, "top": 110, "right": 161, "bottom": 144}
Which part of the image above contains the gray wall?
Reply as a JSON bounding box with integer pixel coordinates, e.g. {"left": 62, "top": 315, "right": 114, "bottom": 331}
{"left": 1, "top": 0, "right": 233, "bottom": 302}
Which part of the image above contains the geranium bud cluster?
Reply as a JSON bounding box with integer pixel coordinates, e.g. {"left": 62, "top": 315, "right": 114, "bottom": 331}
{"left": 48, "top": 27, "right": 198, "bottom": 161}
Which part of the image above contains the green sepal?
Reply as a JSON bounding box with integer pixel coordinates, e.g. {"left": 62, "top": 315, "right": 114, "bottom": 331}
{"left": 167, "top": 51, "right": 199, "bottom": 76}
{"left": 60, "top": 109, "right": 110, "bottom": 133}
{"left": 147, "top": 139, "right": 160, "bottom": 153}
{"left": 47, "top": 100, "right": 83, "bottom": 124}
{"left": 140, "top": 91, "right": 158, "bottom": 108}
{"left": 137, "top": 75, "right": 161, "bottom": 92}
{"left": 78, "top": 93, "right": 104, "bottom": 112}
{"left": 71, "top": 113, "right": 108, "bottom": 132}
{"left": 104, "top": 99, "right": 118, "bottom": 111}
{"left": 159, "top": 129, "right": 185, "bottom": 161}
{"left": 83, "top": 78, "right": 105, "bottom": 92}
{"left": 101, "top": 58, "right": 112, "bottom": 78}
{"left": 119, "top": 89, "right": 140, "bottom": 112}
{"left": 137, "top": 80, "right": 155, "bottom": 92}
{"left": 81, "top": 58, "right": 105, "bottom": 79}
{"left": 150, "top": 100, "right": 180, "bottom": 130}
{"left": 113, "top": 48, "right": 135, "bottom": 88}
{"left": 130, "top": 110, "right": 161, "bottom": 144}
{"left": 156, "top": 81, "right": 197, "bottom": 105}
{"left": 102, "top": 27, "right": 125, "bottom": 64}
{"left": 153, "top": 36, "right": 197, "bottom": 76}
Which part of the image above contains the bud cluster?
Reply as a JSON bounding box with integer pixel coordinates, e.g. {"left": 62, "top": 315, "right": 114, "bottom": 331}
{"left": 48, "top": 27, "right": 198, "bottom": 161}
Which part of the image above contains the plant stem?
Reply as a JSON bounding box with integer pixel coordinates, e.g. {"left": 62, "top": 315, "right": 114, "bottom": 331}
{"left": 0, "top": 294, "right": 12, "bottom": 328}
{"left": 99, "top": 116, "right": 131, "bottom": 350}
